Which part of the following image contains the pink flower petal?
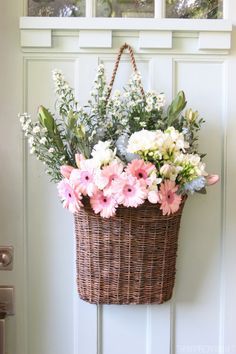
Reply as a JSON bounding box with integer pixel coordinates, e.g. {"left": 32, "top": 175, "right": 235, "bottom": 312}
{"left": 75, "top": 153, "right": 85, "bottom": 168}
{"left": 206, "top": 174, "right": 219, "bottom": 186}
{"left": 60, "top": 165, "right": 74, "bottom": 179}
{"left": 148, "top": 190, "right": 160, "bottom": 204}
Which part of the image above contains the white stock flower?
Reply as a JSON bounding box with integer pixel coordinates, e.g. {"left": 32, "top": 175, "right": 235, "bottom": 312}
{"left": 145, "top": 105, "right": 152, "bottom": 112}
{"left": 113, "top": 90, "right": 121, "bottom": 97}
{"left": 19, "top": 116, "right": 26, "bottom": 124}
{"left": 164, "top": 127, "right": 189, "bottom": 152}
{"left": 48, "top": 147, "right": 55, "bottom": 153}
{"left": 146, "top": 97, "right": 154, "bottom": 105}
{"left": 28, "top": 137, "right": 34, "bottom": 147}
{"left": 160, "top": 163, "right": 182, "bottom": 181}
{"left": 174, "top": 153, "right": 207, "bottom": 177}
{"left": 40, "top": 137, "right": 47, "bottom": 144}
{"left": 157, "top": 93, "right": 165, "bottom": 104}
{"left": 22, "top": 124, "right": 29, "bottom": 131}
{"left": 32, "top": 126, "right": 40, "bottom": 134}
{"left": 30, "top": 147, "right": 36, "bottom": 154}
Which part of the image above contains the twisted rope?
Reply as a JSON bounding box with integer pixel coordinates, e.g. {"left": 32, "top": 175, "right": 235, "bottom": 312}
{"left": 106, "top": 43, "right": 145, "bottom": 101}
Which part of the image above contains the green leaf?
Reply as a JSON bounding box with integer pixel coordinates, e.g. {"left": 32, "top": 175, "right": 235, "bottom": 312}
{"left": 38, "top": 106, "right": 64, "bottom": 150}
{"left": 196, "top": 187, "right": 207, "bottom": 195}
{"left": 38, "top": 106, "right": 55, "bottom": 134}
{"left": 167, "top": 91, "right": 187, "bottom": 126}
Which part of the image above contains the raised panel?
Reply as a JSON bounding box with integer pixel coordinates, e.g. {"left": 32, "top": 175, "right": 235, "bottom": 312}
{"left": 25, "top": 59, "right": 78, "bottom": 354}
{"left": 173, "top": 60, "right": 224, "bottom": 353}
{"left": 102, "top": 305, "right": 147, "bottom": 354}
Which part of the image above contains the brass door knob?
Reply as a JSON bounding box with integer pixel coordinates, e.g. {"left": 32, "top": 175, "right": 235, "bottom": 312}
{"left": 0, "top": 247, "right": 13, "bottom": 270}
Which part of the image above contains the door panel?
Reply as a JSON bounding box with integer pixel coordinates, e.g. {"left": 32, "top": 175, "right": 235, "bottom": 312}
{"left": 26, "top": 59, "right": 77, "bottom": 354}
{"left": 23, "top": 51, "right": 230, "bottom": 354}
{"left": 174, "top": 60, "right": 224, "bottom": 352}
{"left": 1, "top": 1, "right": 236, "bottom": 352}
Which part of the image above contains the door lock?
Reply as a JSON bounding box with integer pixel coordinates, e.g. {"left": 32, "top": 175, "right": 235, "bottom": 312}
{"left": 0, "top": 287, "right": 14, "bottom": 354}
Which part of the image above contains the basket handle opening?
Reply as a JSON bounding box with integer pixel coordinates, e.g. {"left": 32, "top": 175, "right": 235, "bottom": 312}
{"left": 105, "top": 43, "right": 145, "bottom": 102}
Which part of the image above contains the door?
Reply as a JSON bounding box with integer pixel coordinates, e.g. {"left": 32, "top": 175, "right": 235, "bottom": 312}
{"left": 1, "top": 1, "right": 236, "bottom": 354}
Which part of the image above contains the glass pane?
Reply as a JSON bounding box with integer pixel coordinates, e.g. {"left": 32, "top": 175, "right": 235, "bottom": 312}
{"left": 96, "top": 0, "right": 154, "bottom": 18}
{"left": 28, "top": 0, "right": 85, "bottom": 17}
{"left": 166, "top": 0, "right": 223, "bottom": 19}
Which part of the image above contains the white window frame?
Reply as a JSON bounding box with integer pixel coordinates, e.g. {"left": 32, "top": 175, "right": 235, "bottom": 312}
{"left": 24, "top": 0, "right": 227, "bottom": 19}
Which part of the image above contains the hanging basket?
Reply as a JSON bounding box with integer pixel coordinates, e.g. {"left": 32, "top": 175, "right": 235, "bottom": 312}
{"left": 73, "top": 44, "right": 186, "bottom": 304}
{"left": 74, "top": 198, "right": 186, "bottom": 304}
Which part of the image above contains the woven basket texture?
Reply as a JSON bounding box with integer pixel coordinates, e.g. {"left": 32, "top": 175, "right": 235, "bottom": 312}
{"left": 74, "top": 198, "right": 186, "bottom": 305}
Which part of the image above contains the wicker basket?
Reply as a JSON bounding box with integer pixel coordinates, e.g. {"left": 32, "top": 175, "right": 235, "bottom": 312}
{"left": 74, "top": 198, "right": 186, "bottom": 304}
{"left": 74, "top": 44, "right": 186, "bottom": 304}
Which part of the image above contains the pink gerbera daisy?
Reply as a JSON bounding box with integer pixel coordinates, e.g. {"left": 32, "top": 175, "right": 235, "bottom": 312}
{"left": 70, "top": 166, "right": 97, "bottom": 197}
{"left": 57, "top": 179, "right": 83, "bottom": 213}
{"left": 95, "top": 160, "right": 124, "bottom": 194}
{"left": 111, "top": 173, "right": 147, "bottom": 208}
{"left": 126, "top": 159, "right": 156, "bottom": 181}
{"left": 159, "top": 180, "right": 182, "bottom": 216}
{"left": 90, "top": 190, "right": 118, "bottom": 218}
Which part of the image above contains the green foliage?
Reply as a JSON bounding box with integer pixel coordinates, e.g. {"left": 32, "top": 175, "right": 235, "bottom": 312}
{"left": 20, "top": 66, "right": 206, "bottom": 181}
{"left": 166, "top": 0, "right": 223, "bottom": 19}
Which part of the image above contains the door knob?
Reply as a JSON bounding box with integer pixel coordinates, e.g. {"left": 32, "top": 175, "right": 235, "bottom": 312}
{"left": 0, "top": 247, "right": 13, "bottom": 270}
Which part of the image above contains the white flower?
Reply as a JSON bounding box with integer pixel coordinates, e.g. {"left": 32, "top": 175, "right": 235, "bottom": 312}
{"left": 97, "top": 64, "right": 105, "bottom": 72}
{"left": 22, "top": 124, "right": 29, "bottom": 131}
{"left": 30, "top": 147, "right": 35, "bottom": 154}
{"left": 33, "top": 126, "right": 40, "bottom": 134}
{"left": 40, "top": 137, "right": 47, "bottom": 144}
{"left": 174, "top": 153, "right": 207, "bottom": 178}
{"left": 127, "top": 101, "right": 136, "bottom": 108}
{"left": 113, "top": 90, "right": 121, "bottom": 97}
{"left": 146, "top": 97, "right": 153, "bottom": 106}
{"left": 113, "top": 100, "right": 120, "bottom": 107}
{"left": 48, "top": 147, "right": 55, "bottom": 153}
{"left": 28, "top": 137, "right": 34, "bottom": 146}
{"left": 19, "top": 116, "right": 26, "bottom": 124}
{"left": 140, "top": 122, "right": 147, "bottom": 128}
{"left": 91, "top": 141, "right": 116, "bottom": 166}
{"left": 127, "top": 130, "right": 160, "bottom": 153}
{"left": 164, "top": 127, "right": 189, "bottom": 152}
{"left": 145, "top": 105, "right": 152, "bottom": 112}
{"left": 195, "top": 161, "right": 207, "bottom": 176}
{"left": 157, "top": 93, "right": 165, "bottom": 104}
{"left": 52, "top": 68, "right": 63, "bottom": 77}
{"left": 160, "top": 163, "right": 182, "bottom": 181}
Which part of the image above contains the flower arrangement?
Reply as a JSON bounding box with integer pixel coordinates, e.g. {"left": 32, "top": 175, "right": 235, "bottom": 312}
{"left": 19, "top": 62, "right": 218, "bottom": 219}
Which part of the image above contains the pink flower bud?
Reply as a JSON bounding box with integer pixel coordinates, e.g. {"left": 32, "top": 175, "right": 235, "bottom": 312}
{"left": 75, "top": 153, "right": 85, "bottom": 168}
{"left": 206, "top": 174, "right": 219, "bottom": 186}
{"left": 148, "top": 190, "right": 160, "bottom": 204}
{"left": 60, "top": 165, "right": 74, "bottom": 179}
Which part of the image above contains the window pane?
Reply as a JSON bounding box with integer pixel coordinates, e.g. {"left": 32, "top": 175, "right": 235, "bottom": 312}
{"left": 96, "top": 0, "right": 154, "bottom": 18}
{"left": 166, "top": 0, "right": 223, "bottom": 19}
{"left": 28, "top": 0, "right": 85, "bottom": 17}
